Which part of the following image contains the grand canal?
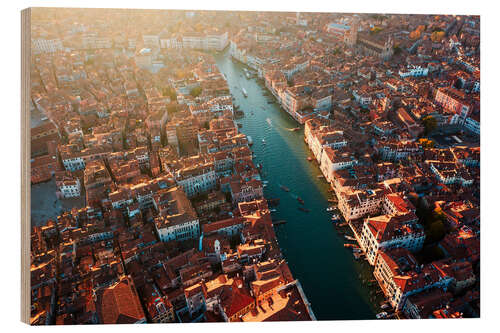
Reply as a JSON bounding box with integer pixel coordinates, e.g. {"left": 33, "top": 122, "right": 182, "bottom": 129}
{"left": 215, "top": 50, "right": 377, "bottom": 320}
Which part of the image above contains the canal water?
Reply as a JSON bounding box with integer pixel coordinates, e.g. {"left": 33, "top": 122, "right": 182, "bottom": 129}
{"left": 215, "top": 50, "right": 377, "bottom": 320}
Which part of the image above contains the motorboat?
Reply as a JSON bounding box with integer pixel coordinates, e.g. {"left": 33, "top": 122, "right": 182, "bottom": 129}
{"left": 376, "top": 312, "right": 388, "bottom": 319}
{"left": 280, "top": 185, "right": 290, "bottom": 192}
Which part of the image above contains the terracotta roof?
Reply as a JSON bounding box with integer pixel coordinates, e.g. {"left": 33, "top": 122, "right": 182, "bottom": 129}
{"left": 95, "top": 276, "right": 145, "bottom": 324}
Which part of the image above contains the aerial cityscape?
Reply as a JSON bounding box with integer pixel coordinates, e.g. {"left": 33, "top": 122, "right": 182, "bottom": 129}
{"left": 29, "top": 8, "right": 480, "bottom": 324}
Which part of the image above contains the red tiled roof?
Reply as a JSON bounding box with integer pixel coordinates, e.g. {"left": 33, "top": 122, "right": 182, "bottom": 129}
{"left": 95, "top": 277, "right": 145, "bottom": 324}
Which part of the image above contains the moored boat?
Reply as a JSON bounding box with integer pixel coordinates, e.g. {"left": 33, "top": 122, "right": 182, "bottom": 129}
{"left": 380, "top": 303, "right": 391, "bottom": 310}
{"left": 331, "top": 214, "right": 341, "bottom": 222}
{"left": 376, "top": 312, "right": 388, "bottom": 319}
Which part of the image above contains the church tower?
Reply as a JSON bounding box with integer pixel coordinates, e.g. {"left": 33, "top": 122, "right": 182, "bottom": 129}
{"left": 344, "top": 17, "right": 359, "bottom": 47}
{"left": 382, "top": 35, "right": 394, "bottom": 61}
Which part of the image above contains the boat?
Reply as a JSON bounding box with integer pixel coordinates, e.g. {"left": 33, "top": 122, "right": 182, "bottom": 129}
{"left": 242, "top": 88, "right": 248, "bottom": 97}
{"left": 331, "top": 214, "right": 341, "bottom": 222}
{"left": 344, "top": 243, "right": 356, "bottom": 248}
{"left": 317, "top": 175, "right": 325, "bottom": 179}
{"left": 290, "top": 127, "right": 300, "bottom": 131}
{"left": 262, "top": 139, "right": 266, "bottom": 145}
{"left": 380, "top": 304, "right": 391, "bottom": 310}
{"left": 328, "top": 199, "right": 337, "bottom": 203}
{"left": 297, "top": 197, "right": 304, "bottom": 205}
{"left": 345, "top": 235, "right": 356, "bottom": 241}
{"left": 270, "top": 209, "right": 277, "bottom": 212}
{"left": 279, "top": 185, "right": 290, "bottom": 192}
{"left": 247, "top": 136, "right": 253, "bottom": 146}
{"left": 376, "top": 312, "right": 388, "bottom": 319}
{"left": 326, "top": 206, "right": 335, "bottom": 212}
{"left": 298, "top": 207, "right": 310, "bottom": 213}
{"left": 307, "top": 157, "right": 313, "bottom": 162}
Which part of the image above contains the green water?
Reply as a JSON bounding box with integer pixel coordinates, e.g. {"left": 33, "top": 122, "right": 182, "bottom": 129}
{"left": 215, "top": 50, "right": 378, "bottom": 320}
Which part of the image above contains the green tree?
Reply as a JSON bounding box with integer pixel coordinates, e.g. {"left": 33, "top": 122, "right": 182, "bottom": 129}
{"left": 190, "top": 86, "right": 202, "bottom": 97}
{"left": 162, "top": 87, "right": 177, "bottom": 100}
{"left": 428, "top": 220, "right": 446, "bottom": 242}
{"left": 422, "top": 116, "right": 437, "bottom": 135}
{"left": 167, "top": 103, "right": 179, "bottom": 115}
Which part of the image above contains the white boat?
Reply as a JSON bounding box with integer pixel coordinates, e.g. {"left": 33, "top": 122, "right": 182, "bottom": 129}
{"left": 262, "top": 139, "right": 266, "bottom": 144}
{"left": 376, "top": 312, "right": 388, "bottom": 319}
{"left": 242, "top": 88, "right": 248, "bottom": 97}
{"left": 326, "top": 206, "right": 335, "bottom": 212}
{"left": 247, "top": 136, "right": 253, "bottom": 145}
{"left": 380, "top": 304, "right": 391, "bottom": 310}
